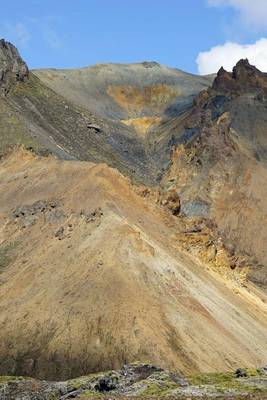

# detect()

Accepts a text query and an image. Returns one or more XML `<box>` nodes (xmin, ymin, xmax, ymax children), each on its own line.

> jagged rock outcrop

<box><xmin>163</xmin><ymin>59</ymin><xmax>267</xmax><ymax>290</ymax></box>
<box><xmin>212</xmin><ymin>59</ymin><xmax>267</xmax><ymax>93</ymax></box>
<box><xmin>0</xmin><ymin>39</ymin><xmax>28</xmax><ymax>94</ymax></box>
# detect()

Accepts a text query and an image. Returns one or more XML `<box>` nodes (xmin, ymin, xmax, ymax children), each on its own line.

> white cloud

<box><xmin>28</xmin><ymin>16</ymin><xmax>64</xmax><ymax>50</ymax></box>
<box><xmin>1</xmin><ymin>22</ymin><xmax>31</xmax><ymax>48</ymax></box>
<box><xmin>208</xmin><ymin>0</ymin><xmax>267</xmax><ymax>30</ymax></box>
<box><xmin>42</xmin><ymin>28</ymin><xmax>63</xmax><ymax>50</ymax></box>
<box><xmin>197</xmin><ymin>38</ymin><xmax>267</xmax><ymax>74</ymax></box>
<box><xmin>0</xmin><ymin>17</ymin><xmax>63</xmax><ymax>51</ymax></box>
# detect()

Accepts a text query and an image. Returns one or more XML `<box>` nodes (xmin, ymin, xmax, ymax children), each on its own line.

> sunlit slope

<box><xmin>0</xmin><ymin>149</ymin><xmax>266</xmax><ymax>380</ymax></box>
<box><xmin>33</xmin><ymin>62</ymin><xmax>213</xmax><ymax>121</ymax></box>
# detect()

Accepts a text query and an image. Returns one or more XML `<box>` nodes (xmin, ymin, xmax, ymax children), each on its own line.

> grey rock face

<box><xmin>0</xmin><ymin>39</ymin><xmax>28</xmax><ymax>94</ymax></box>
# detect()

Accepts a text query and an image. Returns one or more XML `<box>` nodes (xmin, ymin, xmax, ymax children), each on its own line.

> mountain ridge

<box><xmin>0</xmin><ymin>39</ymin><xmax>266</xmax><ymax>383</ymax></box>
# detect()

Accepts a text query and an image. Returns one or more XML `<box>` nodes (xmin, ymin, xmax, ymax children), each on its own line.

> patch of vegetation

<box><xmin>188</xmin><ymin>371</ymin><xmax>235</xmax><ymax>386</ymax></box>
<box><xmin>0</xmin><ymin>242</ymin><xmax>16</xmax><ymax>272</ymax></box>
<box><xmin>188</xmin><ymin>370</ymin><xmax>267</xmax><ymax>396</ymax></box>
<box><xmin>0</xmin><ymin>376</ymin><xmax>29</xmax><ymax>384</ymax></box>
<box><xmin>188</xmin><ymin>369</ymin><xmax>263</xmax><ymax>386</ymax></box>
<box><xmin>133</xmin><ymin>378</ymin><xmax>178</xmax><ymax>397</ymax></box>
<box><xmin>66</xmin><ymin>371</ymin><xmax>115</xmax><ymax>391</ymax></box>
<box><xmin>47</xmin><ymin>394</ymin><xmax>58</xmax><ymax>400</ymax></box>
<box><xmin>76</xmin><ymin>389</ymin><xmax>103</xmax><ymax>399</ymax></box>
<box><xmin>0</xmin><ymin>100</ymin><xmax>40</xmax><ymax>157</ymax></box>
<box><xmin>245</xmin><ymin>368</ymin><xmax>263</xmax><ymax>377</ymax></box>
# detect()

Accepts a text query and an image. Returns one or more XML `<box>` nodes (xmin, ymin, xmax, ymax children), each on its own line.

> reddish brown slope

<box><xmin>0</xmin><ymin>149</ymin><xmax>266</xmax><ymax>380</ymax></box>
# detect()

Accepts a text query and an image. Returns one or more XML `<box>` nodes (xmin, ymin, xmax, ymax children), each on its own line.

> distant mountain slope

<box><xmin>1</xmin><ymin>40</ymin><xmax>212</xmax><ymax>184</ymax></box>
<box><xmin>33</xmin><ymin>63</ymin><xmax>213</xmax><ymax>120</ymax></box>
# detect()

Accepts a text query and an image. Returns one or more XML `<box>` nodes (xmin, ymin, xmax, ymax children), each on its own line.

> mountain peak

<box><xmin>212</xmin><ymin>58</ymin><xmax>267</xmax><ymax>93</ymax></box>
<box><xmin>0</xmin><ymin>38</ymin><xmax>28</xmax><ymax>94</ymax></box>
<box><xmin>233</xmin><ymin>58</ymin><xmax>262</xmax><ymax>80</ymax></box>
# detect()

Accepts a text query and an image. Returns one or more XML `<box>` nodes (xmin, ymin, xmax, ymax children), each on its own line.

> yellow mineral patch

<box><xmin>107</xmin><ymin>84</ymin><xmax>180</xmax><ymax>116</ymax></box>
<box><xmin>121</xmin><ymin>116</ymin><xmax>161</xmax><ymax>136</ymax></box>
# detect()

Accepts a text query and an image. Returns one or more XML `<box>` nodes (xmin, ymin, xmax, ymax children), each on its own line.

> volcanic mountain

<box><xmin>0</xmin><ymin>39</ymin><xmax>266</xmax><ymax>381</ymax></box>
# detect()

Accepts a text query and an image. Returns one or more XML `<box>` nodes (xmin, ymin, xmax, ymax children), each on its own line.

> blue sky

<box><xmin>1</xmin><ymin>0</ymin><xmax>267</xmax><ymax>73</ymax></box>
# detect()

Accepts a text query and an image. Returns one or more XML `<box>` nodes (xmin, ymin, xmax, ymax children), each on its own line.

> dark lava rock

<box><xmin>235</xmin><ymin>368</ymin><xmax>248</xmax><ymax>378</ymax></box>
<box><xmin>87</xmin><ymin>123</ymin><xmax>101</xmax><ymax>132</ymax></box>
<box><xmin>13</xmin><ymin>200</ymin><xmax>61</xmax><ymax>220</ymax></box>
<box><xmin>83</xmin><ymin>207</ymin><xmax>103</xmax><ymax>223</ymax></box>
<box><xmin>161</xmin><ymin>190</ymin><xmax>180</xmax><ymax>216</ymax></box>
<box><xmin>142</xmin><ymin>61</ymin><xmax>160</xmax><ymax>68</ymax></box>
<box><xmin>0</xmin><ymin>39</ymin><xmax>28</xmax><ymax>94</ymax></box>
<box><xmin>95</xmin><ymin>376</ymin><xmax>118</xmax><ymax>392</ymax></box>
<box><xmin>122</xmin><ymin>363</ymin><xmax>163</xmax><ymax>381</ymax></box>
<box><xmin>55</xmin><ymin>226</ymin><xmax>65</xmax><ymax>240</ymax></box>
<box><xmin>212</xmin><ymin>59</ymin><xmax>267</xmax><ymax>94</ymax></box>
<box><xmin>13</xmin><ymin>200</ymin><xmax>65</xmax><ymax>228</ymax></box>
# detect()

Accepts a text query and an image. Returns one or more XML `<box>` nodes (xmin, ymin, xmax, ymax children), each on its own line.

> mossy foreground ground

<box><xmin>1</xmin><ymin>364</ymin><xmax>267</xmax><ymax>399</ymax></box>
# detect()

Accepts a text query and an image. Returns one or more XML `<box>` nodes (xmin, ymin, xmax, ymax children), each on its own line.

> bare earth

<box><xmin>0</xmin><ymin>149</ymin><xmax>266</xmax><ymax>381</ymax></box>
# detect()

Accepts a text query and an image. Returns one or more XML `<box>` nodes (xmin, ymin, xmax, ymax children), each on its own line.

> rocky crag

<box><xmin>0</xmin><ymin>39</ymin><xmax>28</xmax><ymax>95</ymax></box>
<box><xmin>161</xmin><ymin>58</ymin><xmax>267</xmax><ymax>289</ymax></box>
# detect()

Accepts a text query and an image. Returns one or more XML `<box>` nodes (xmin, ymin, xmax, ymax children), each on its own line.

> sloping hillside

<box><xmin>1</xmin><ymin>40</ymin><xmax>212</xmax><ymax>185</ymax></box>
<box><xmin>161</xmin><ymin>60</ymin><xmax>267</xmax><ymax>289</ymax></box>
<box><xmin>33</xmin><ymin>62</ymin><xmax>212</xmax><ymax>120</ymax></box>
<box><xmin>0</xmin><ymin>149</ymin><xmax>266</xmax><ymax>380</ymax></box>
<box><xmin>0</xmin><ymin>39</ymin><xmax>267</xmax><ymax>384</ymax></box>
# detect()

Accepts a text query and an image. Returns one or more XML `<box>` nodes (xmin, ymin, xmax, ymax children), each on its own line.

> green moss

<box><xmin>139</xmin><ymin>381</ymin><xmax>164</xmax><ymax>396</ymax></box>
<box><xmin>0</xmin><ymin>102</ymin><xmax>39</xmax><ymax>156</ymax></box>
<box><xmin>66</xmin><ymin>370</ymin><xmax>118</xmax><ymax>391</ymax></box>
<box><xmin>189</xmin><ymin>369</ymin><xmax>263</xmax><ymax>386</ymax></box>
<box><xmin>11</xmin><ymin>74</ymin><xmax>47</xmax><ymax>97</ymax></box>
<box><xmin>188</xmin><ymin>371</ymin><xmax>267</xmax><ymax>396</ymax></box>
<box><xmin>76</xmin><ymin>389</ymin><xmax>103</xmax><ymax>399</ymax></box>
<box><xmin>188</xmin><ymin>371</ymin><xmax>235</xmax><ymax>386</ymax></box>
<box><xmin>0</xmin><ymin>242</ymin><xmax>16</xmax><ymax>272</ymax></box>
<box><xmin>245</xmin><ymin>368</ymin><xmax>263</xmax><ymax>377</ymax></box>
<box><xmin>213</xmin><ymin>381</ymin><xmax>267</xmax><ymax>396</ymax></box>
<box><xmin>136</xmin><ymin>379</ymin><xmax>178</xmax><ymax>397</ymax></box>
<box><xmin>0</xmin><ymin>376</ymin><xmax>27</xmax><ymax>383</ymax></box>
<box><xmin>47</xmin><ymin>393</ymin><xmax>58</xmax><ymax>400</ymax></box>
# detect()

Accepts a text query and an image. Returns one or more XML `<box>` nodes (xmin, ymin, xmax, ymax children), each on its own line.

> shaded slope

<box><xmin>8</xmin><ymin>73</ymin><xmax>154</xmax><ymax>183</ymax></box>
<box><xmin>0</xmin><ymin>40</ymin><xmax>157</xmax><ymax>183</ymax></box>
<box><xmin>33</xmin><ymin>61</ymin><xmax>213</xmax><ymax>180</ymax></box>
<box><xmin>161</xmin><ymin>60</ymin><xmax>267</xmax><ymax>289</ymax></box>
<box><xmin>33</xmin><ymin>62</ymin><xmax>213</xmax><ymax>120</ymax></box>
<box><xmin>1</xmin><ymin>40</ymin><xmax>213</xmax><ymax>184</ymax></box>
<box><xmin>0</xmin><ymin>149</ymin><xmax>266</xmax><ymax>380</ymax></box>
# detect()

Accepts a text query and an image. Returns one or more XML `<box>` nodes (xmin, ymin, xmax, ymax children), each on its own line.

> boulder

<box><xmin>161</xmin><ymin>190</ymin><xmax>180</xmax><ymax>215</ymax></box>
<box><xmin>235</xmin><ymin>368</ymin><xmax>247</xmax><ymax>378</ymax></box>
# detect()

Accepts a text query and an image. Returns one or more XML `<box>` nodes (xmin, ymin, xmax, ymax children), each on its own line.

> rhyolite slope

<box><xmin>0</xmin><ymin>149</ymin><xmax>266</xmax><ymax>380</ymax></box>
<box><xmin>0</xmin><ymin>40</ymin><xmax>267</xmax><ymax>381</ymax></box>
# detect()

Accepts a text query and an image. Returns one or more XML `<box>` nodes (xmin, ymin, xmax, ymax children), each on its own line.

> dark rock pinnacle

<box><xmin>0</xmin><ymin>38</ymin><xmax>29</xmax><ymax>95</ymax></box>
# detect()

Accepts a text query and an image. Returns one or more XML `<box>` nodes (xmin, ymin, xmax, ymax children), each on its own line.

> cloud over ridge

<box><xmin>197</xmin><ymin>38</ymin><xmax>267</xmax><ymax>74</ymax></box>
